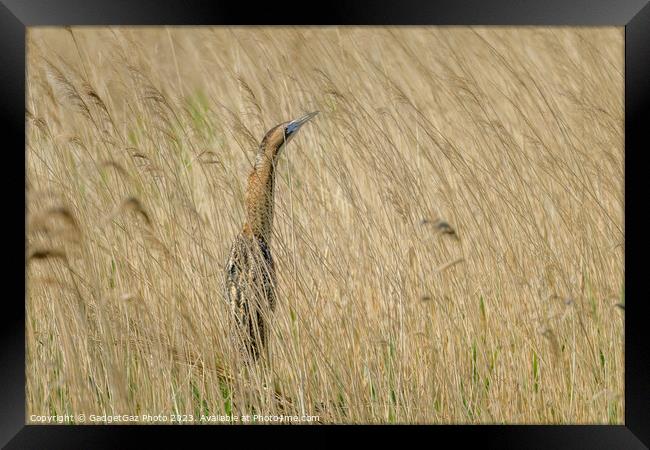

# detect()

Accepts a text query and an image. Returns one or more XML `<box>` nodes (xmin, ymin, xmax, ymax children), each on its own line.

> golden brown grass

<box><xmin>26</xmin><ymin>26</ymin><xmax>624</xmax><ymax>424</ymax></box>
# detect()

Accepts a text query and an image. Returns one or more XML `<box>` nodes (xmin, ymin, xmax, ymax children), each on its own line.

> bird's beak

<box><xmin>286</xmin><ymin>111</ymin><xmax>319</xmax><ymax>136</ymax></box>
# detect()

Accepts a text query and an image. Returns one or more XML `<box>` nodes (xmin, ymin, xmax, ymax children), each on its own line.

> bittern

<box><xmin>225</xmin><ymin>111</ymin><xmax>319</xmax><ymax>362</ymax></box>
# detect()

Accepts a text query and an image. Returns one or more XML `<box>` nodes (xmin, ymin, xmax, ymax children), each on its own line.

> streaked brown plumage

<box><xmin>225</xmin><ymin>112</ymin><xmax>318</xmax><ymax>362</ymax></box>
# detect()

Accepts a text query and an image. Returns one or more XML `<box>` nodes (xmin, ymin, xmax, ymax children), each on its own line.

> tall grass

<box><xmin>26</xmin><ymin>26</ymin><xmax>624</xmax><ymax>424</ymax></box>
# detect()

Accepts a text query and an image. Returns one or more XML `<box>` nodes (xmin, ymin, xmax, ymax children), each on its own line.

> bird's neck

<box><xmin>244</xmin><ymin>151</ymin><xmax>277</xmax><ymax>242</ymax></box>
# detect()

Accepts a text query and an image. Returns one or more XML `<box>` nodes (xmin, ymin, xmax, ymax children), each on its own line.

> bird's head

<box><xmin>258</xmin><ymin>111</ymin><xmax>319</xmax><ymax>162</ymax></box>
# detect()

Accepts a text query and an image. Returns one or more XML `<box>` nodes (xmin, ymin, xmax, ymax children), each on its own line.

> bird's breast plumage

<box><xmin>225</xmin><ymin>232</ymin><xmax>276</xmax><ymax>360</ymax></box>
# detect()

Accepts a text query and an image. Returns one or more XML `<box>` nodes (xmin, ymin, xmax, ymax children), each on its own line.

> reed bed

<box><xmin>26</xmin><ymin>26</ymin><xmax>624</xmax><ymax>424</ymax></box>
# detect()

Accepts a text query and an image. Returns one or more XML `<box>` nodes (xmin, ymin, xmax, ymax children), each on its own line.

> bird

<box><xmin>225</xmin><ymin>111</ymin><xmax>319</xmax><ymax>363</ymax></box>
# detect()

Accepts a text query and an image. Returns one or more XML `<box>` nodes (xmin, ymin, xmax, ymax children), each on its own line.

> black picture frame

<box><xmin>2</xmin><ymin>1</ymin><xmax>648</xmax><ymax>447</ymax></box>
